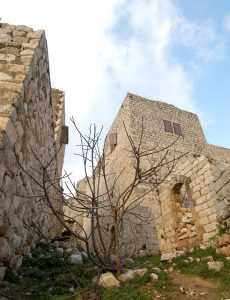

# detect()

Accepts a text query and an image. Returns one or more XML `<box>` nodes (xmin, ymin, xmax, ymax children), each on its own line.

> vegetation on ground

<box><xmin>3</xmin><ymin>243</ymin><xmax>230</xmax><ymax>299</ymax></box>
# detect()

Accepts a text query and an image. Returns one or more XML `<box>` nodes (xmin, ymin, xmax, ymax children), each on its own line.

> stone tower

<box><xmin>78</xmin><ymin>93</ymin><xmax>230</xmax><ymax>256</ymax></box>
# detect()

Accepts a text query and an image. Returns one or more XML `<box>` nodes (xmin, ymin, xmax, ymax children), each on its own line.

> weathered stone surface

<box><xmin>27</xmin><ymin>30</ymin><xmax>44</xmax><ymax>39</ymax></box>
<box><xmin>0</xmin><ymin>53</ymin><xmax>15</xmax><ymax>62</ymax></box>
<box><xmin>0</xmin><ymin>34</ymin><xmax>11</xmax><ymax>43</ymax></box>
<box><xmin>98</xmin><ymin>272</ymin><xmax>120</xmax><ymax>288</ymax></box>
<box><xmin>0</xmin><ymin>237</ymin><xmax>12</xmax><ymax>262</ymax></box>
<box><xmin>0</xmin><ymin>24</ymin><xmax>66</xmax><ymax>271</ymax></box>
<box><xmin>0</xmin><ymin>72</ymin><xmax>13</xmax><ymax>81</ymax></box>
<box><xmin>16</xmin><ymin>25</ymin><xmax>33</xmax><ymax>32</ymax></box>
<box><xmin>207</xmin><ymin>261</ymin><xmax>224</xmax><ymax>271</ymax></box>
<box><xmin>139</xmin><ymin>250</ymin><xmax>149</xmax><ymax>257</ymax></box>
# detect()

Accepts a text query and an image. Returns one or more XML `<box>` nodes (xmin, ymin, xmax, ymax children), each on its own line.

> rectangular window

<box><xmin>109</xmin><ymin>132</ymin><xmax>117</xmax><ymax>151</ymax></box>
<box><xmin>173</xmin><ymin>122</ymin><xmax>182</xmax><ymax>136</ymax></box>
<box><xmin>163</xmin><ymin>120</ymin><xmax>173</xmax><ymax>133</ymax></box>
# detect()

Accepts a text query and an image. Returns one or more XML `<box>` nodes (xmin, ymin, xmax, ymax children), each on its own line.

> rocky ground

<box><xmin>0</xmin><ymin>243</ymin><xmax>230</xmax><ymax>300</ymax></box>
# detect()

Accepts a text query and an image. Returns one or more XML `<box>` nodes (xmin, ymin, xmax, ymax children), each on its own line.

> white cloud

<box><xmin>1</xmin><ymin>0</ymin><xmax>227</xmax><ymax>182</ymax></box>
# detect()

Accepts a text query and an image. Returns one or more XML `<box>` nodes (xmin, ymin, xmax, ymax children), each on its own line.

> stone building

<box><xmin>78</xmin><ymin>93</ymin><xmax>230</xmax><ymax>257</ymax></box>
<box><xmin>0</xmin><ymin>23</ymin><xmax>67</xmax><ymax>275</ymax></box>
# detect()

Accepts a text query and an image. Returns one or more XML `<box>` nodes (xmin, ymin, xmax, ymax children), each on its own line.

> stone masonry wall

<box><xmin>78</xmin><ymin>92</ymin><xmax>230</xmax><ymax>257</ymax></box>
<box><xmin>0</xmin><ymin>23</ymin><xmax>66</xmax><ymax>273</ymax></box>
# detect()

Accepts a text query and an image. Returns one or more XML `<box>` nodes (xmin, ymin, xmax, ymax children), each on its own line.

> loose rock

<box><xmin>117</xmin><ymin>268</ymin><xmax>148</xmax><ymax>282</ymax></box>
<box><xmin>150</xmin><ymin>273</ymin><xmax>159</xmax><ymax>280</ymax></box>
<box><xmin>98</xmin><ymin>272</ymin><xmax>120</xmax><ymax>288</ymax></box>
<box><xmin>207</xmin><ymin>261</ymin><xmax>224</xmax><ymax>271</ymax></box>
<box><xmin>69</xmin><ymin>254</ymin><xmax>83</xmax><ymax>264</ymax></box>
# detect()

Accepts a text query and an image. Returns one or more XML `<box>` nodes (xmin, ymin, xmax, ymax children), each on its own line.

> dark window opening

<box><xmin>60</xmin><ymin>125</ymin><xmax>69</xmax><ymax>144</ymax></box>
<box><xmin>109</xmin><ymin>132</ymin><xmax>117</xmax><ymax>152</ymax></box>
<box><xmin>163</xmin><ymin>120</ymin><xmax>182</xmax><ymax>136</ymax></box>
<box><xmin>163</xmin><ymin>120</ymin><xmax>173</xmax><ymax>133</ymax></box>
<box><xmin>173</xmin><ymin>122</ymin><xmax>182</xmax><ymax>136</ymax></box>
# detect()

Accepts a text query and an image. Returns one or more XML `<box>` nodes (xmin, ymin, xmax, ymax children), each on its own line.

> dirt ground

<box><xmin>156</xmin><ymin>271</ymin><xmax>223</xmax><ymax>300</ymax></box>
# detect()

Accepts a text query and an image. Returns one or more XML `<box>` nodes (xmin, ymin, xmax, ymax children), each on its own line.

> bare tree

<box><xmin>15</xmin><ymin>118</ymin><xmax>185</xmax><ymax>273</ymax></box>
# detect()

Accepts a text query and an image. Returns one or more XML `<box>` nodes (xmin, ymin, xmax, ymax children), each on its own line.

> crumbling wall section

<box><xmin>158</xmin><ymin>155</ymin><xmax>230</xmax><ymax>254</ymax></box>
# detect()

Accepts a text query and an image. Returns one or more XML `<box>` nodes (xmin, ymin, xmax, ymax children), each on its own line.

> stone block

<box><xmin>204</xmin><ymin>224</ymin><xmax>214</xmax><ymax>233</ymax></box>
<box><xmin>16</xmin><ymin>25</ymin><xmax>33</xmax><ymax>32</ymax></box>
<box><xmin>0</xmin><ymin>33</ymin><xmax>11</xmax><ymax>43</ymax></box>
<box><xmin>0</xmin><ymin>72</ymin><xmax>13</xmax><ymax>81</ymax></box>
<box><xmin>199</xmin><ymin>216</ymin><xmax>209</xmax><ymax>225</ymax></box>
<box><xmin>27</xmin><ymin>30</ymin><xmax>44</xmax><ymax>39</ymax></box>
<box><xmin>0</xmin><ymin>53</ymin><xmax>15</xmax><ymax>62</ymax></box>
<box><xmin>99</xmin><ymin>272</ymin><xmax>120</xmax><ymax>287</ymax></box>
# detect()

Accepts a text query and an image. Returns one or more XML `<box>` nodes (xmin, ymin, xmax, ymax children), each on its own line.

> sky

<box><xmin>1</xmin><ymin>0</ymin><xmax>230</xmax><ymax>182</ymax></box>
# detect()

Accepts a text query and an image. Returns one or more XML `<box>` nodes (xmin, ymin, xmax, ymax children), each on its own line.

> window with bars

<box><xmin>163</xmin><ymin>120</ymin><xmax>182</xmax><ymax>136</ymax></box>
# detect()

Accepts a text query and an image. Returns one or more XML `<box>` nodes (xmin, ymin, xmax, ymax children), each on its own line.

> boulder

<box><xmin>131</xmin><ymin>268</ymin><xmax>148</xmax><ymax>277</ymax></box>
<box><xmin>98</xmin><ymin>272</ymin><xmax>120</xmax><ymax>288</ymax></box>
<box><xmin>69</xmin><ymin>254</ymin><xmax>83</xmax><ymax>264</ymax></box>
<box><xmin>117</xmin><ymin>270</ymin><xmax>134</xmax><ymax>282</ymax></box>
<box><xmin>150</xmin><ymin>273</ymin><xmax>158</xmax><ymax>280</ymax></box>
<box><xmin>207</xmin><ymin>261</ymin><xmax>224</xmax><ymax>272</ymax></box>
<box><xmin>117</xmin><ymin>268</ymin><xmax>147</xmax><ymax>282</ymax></box>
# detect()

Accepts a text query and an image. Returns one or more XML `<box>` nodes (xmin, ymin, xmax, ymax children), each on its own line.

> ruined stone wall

<box><xmin>0</xmin><ymin>23</ymin><xmax>66</xmax><ymax>272</ymax></box>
